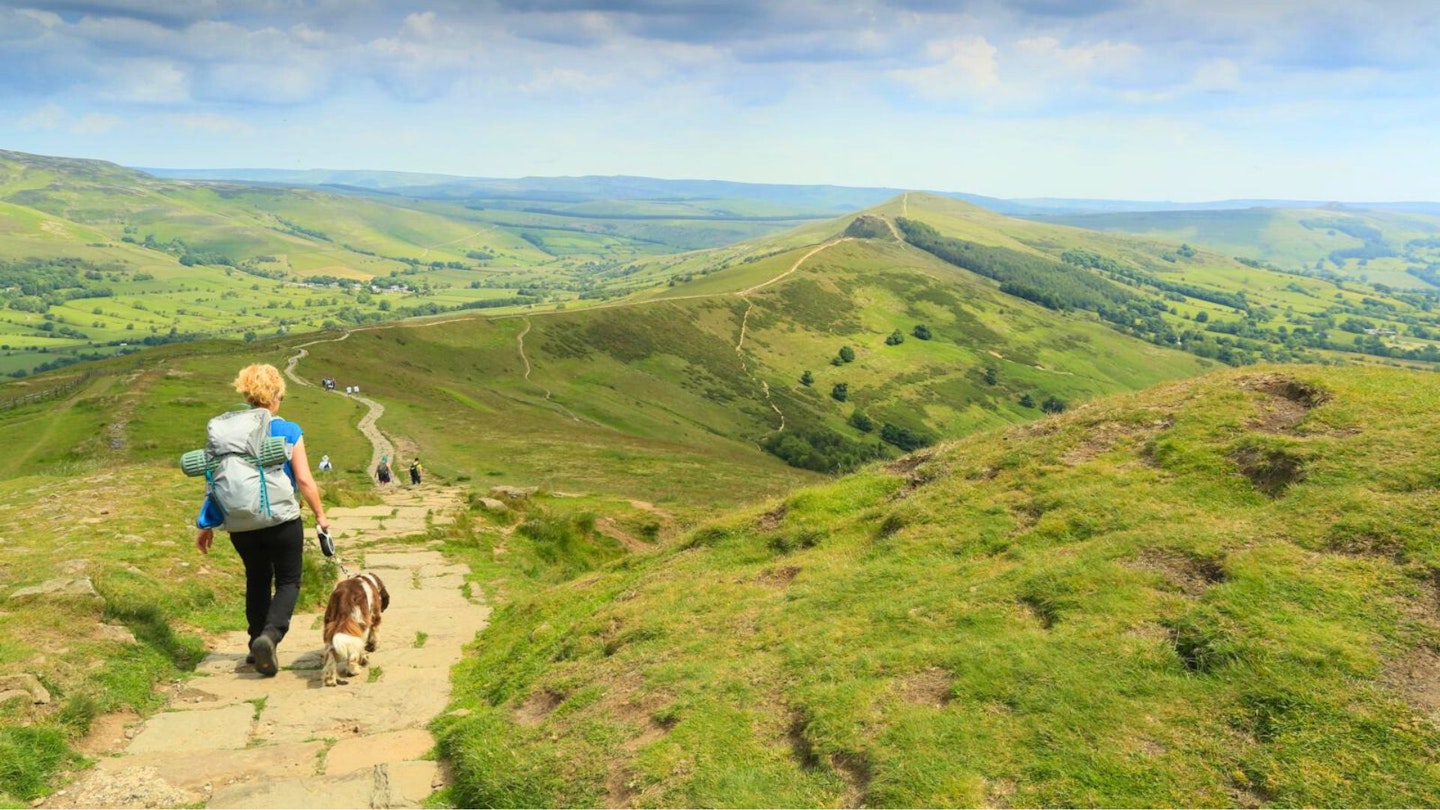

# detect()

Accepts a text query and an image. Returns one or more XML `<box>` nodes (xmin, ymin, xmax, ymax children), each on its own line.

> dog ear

<box><xmin>379</xmin><ymin>585</ymin><xmax>390</xmax><ymax>612</ymax></box>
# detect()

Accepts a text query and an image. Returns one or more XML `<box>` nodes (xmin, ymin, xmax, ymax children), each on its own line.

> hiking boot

<box><xmin>250</xmin><ymin>634</ymin><xmax>278</xmax><ymax>677</ymax></box>
<box><xmin>245</xmin><ymin>654</ymin><xmax>256</xmax><ymax>665</ymax></box>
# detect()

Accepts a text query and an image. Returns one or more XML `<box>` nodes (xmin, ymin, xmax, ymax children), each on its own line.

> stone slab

<box><xmin>326</xmin><ymin>728</ymin><xmax>436</xmax><ymax>776</ymax></box>
<box><xmin>125</xmin><ymin>702</ymin><xmax>255</xmax><ymax>754</ymax></box>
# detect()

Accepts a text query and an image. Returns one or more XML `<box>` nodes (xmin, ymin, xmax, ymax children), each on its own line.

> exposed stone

<box><xmin>9</xmin><ymin>576</ymin><xmax>103</xmax><ymax>605</ymax></box>
<box><xmin>477</xmin><ymin>497</ymin><xmax>506</xmax><ymax>511</ymax></box>
<box><xmin>0</xmin><ymin>673</ymin><xmax>51</xmax><ymax>704</ymax></box>
<box><xmin>488</xmin><ymin>485</ymin><xmax>537</xmax><ymax>501</ymax></box>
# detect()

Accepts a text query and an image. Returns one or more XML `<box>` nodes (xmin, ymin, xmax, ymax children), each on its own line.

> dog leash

<box><xmin>318</xmin><ymin>527</ymin><xmax>352</xmax><ymax>578</ymax></box>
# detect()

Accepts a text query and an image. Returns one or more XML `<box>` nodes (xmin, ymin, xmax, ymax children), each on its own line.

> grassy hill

<box><xmin>435</xmin><ymin>363</ymin><xmax>1440</xmax><ymax>807</ymax></box>
<box><xmin>1028</xmin><ymin>207</ymin><xmax>1440</xmax><ymax>291</ymax></box>
<box><xmin>6</xmin><ymin>182</ymin><xmax>1440</xmax><ymax>805</ymax></box>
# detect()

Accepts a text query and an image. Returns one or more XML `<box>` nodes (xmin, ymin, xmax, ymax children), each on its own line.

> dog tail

<box><xmin>321</xmin><ymin>646</ymin><xmax>338</xmax><ymax>686</ymax></box>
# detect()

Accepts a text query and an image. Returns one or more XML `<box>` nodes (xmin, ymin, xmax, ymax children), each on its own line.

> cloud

<box><xmin>521</xmin><ymin>67</ymin><xmax>612</xmax><ymax>94</ymax></box>
<box><xmin>97</xmin><ymin>58</ymin><xmax>190</xmax><ymax>103</ymax></box>
<box><xmin>16</xmin><ymin>102</ymin><xmax>123</xmax><ymax>134</ymax></box>
<box><xmin>166</xmin><ymin>111</ymin><xmax>256</xmax><ymax>134</ymax></box>
<box><xmin>203</xmin><ymin>60</ymin><xmax>331</xmax><ymax>104</ymax></box>
<box><xmin>71</xmin><ymin>112</ymin><xmax>121</xmax><ymax>134</ymax></box>
<box><xmin>1014</xmin><ymin>36</ymin><xmax>1142</xmax><ymax>78</ymax></box>
<box><xmin>890</xmin><ymin>35</ymin><xmax>1000</xmax><ymax>102</ymax></box>
<box><xmin>17</xmin><ymin>102</ymin><xmax>68</xmax><ymax>129</ymax></box>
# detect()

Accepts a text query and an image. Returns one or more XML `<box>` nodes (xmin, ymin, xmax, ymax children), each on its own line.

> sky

<box><xmin>1</xmin><ymin>0</ymin><xmax>1437</xmax><ymax>201</ymax></box>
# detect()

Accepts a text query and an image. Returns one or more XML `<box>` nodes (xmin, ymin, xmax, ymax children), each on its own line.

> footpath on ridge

<box><xmin>46</xmin><ymin>349</ymin><xmax>487</xmax><ymax>809</ymax></box>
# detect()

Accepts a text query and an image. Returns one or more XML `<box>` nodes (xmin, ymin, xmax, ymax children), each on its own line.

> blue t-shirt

<box><xmin>270</xmin><ymin>416</ymin><xmax>303</xmax><ymax>485</ymax></box>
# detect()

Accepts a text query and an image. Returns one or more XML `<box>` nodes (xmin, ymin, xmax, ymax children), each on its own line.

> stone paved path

<box><xmin>48</xmin><ymin>484</ymin><xmax>486</xmax><ymax>809</ymax></box>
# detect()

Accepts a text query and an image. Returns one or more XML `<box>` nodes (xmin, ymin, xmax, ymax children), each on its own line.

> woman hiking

<box><xmin>195</xmin><ymin>363</ymin><xmax>330</xmax><ymax>677</ymax></box>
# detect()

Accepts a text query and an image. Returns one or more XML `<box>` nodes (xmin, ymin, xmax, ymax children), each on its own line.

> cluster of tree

<box><xmin>830</xmin><ymin>345</ymin><xmax>855</xmax><ymax>366</ymax></box>
<box><xmin>762</xmin><ymin>426</ymin><xmax>887</xmax><ymax>473</ymax></box>
<box><xmin>1299</xmin><ymin>216</ymin><xmax>1396</xmax><ymax>267</ymax></box>
<box><xmin>1062</xmin><ymin>249</ymin><xmax>1249</xmax><ymax>311</ymax></box>
<box><xmin>0</xmin><ymin>258</ymin><xmax>118</xmax><ymax>314</ymax></box>
<box><xmin>898</xmin><ymin>218</ymin><xmax>1137</xmax><ymax>317</ymax></box>
<box><xmin>274</xmin><ymin>216</ymin><xmax>332</xmax><ymax>242</ymax></box>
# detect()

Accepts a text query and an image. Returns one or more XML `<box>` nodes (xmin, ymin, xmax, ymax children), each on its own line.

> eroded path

<box><xmin>48</xmin><ymin>346</ymin><xmax>483</xmax><ymax>808</ymax></box>
<box><xmin>734</xmin><ymin>238</ymin><xmax>850</xmax><ymax>435</ymax></box>
<box><xmin>51</xmin><ymin>484</ymin><xmax>481</xmax><ymax>809</ymax></box>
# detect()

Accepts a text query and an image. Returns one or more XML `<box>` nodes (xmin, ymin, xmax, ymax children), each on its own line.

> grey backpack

<box><xmin>201</xmin><ymin>408</ymin><xmax>300</xmax><ymax>532</ymax></box>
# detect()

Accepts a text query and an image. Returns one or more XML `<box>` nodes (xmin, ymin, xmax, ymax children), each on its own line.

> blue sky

<box><xmin>1</xmin><ymin>0</ymin><xmax>1437</xmax><ymax>201</ymax></box>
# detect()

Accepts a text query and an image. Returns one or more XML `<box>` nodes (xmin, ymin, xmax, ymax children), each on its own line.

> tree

<box><xmin>1041</xmin><ymin>395</ymin><xmax>1068</xmax><ymax>414</ymax></box>
<box><xmin>848</xmin><ymin>408</ymin><xmax>873</xmax><ymax>432</ymax></box>
<box><xmin>983</xmin><ymin>365</ymin><xmax>998</xmax><ymax>385</ymax></box>
<box><xmin>800</xmin><ymin>369</ymin><xmax>814</xmax><ymax>387</ymax></box>
<box><xmin>885</xmin><ymin>329</ymin><xmax>905</xmax><ymax>345</ymax></box>
<box><xmin>1177</xmin><ymin>243</ymin><xmax>1196</xmax><ymax>258</ymax></box>
<box><xmin>1018</xmin><ymin>393</ymin><xmax>1035</xmax><ymax>408</ymax></box>
<box><xmin>1195</xmin><ymin>311</ymin><xmax>1209</xmax><ymax>323</ymax></box>
<box><xmin>838</xmin><ymin>345</ymin><xmax>855</xmax><ymax>363</ymax></box>
<box><xmin>831</xmin><ymin>382</ymin><xmax>849</xmax><ymax>402</ymax></box>
<box><xmin>243</xmin><ymin>330</ymin><xmax>257</xmax><ymax>342</ymax></box>
<box><xmin>912</xmin><ymin>324</ymin><xmax>932</xmax><ymax>340</ymax></box>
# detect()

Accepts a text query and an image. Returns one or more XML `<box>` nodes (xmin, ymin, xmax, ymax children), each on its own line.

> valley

<box><xmin>4</xmin><ymin>148</ymin><xmax>1440</xmax><ymax>807</ymax></box>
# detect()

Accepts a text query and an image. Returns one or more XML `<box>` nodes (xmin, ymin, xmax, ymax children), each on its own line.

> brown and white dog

<box><xmin>321</xmin><ymin>572</ymin><xmax>389</xmax><ymax>687</ymax></box>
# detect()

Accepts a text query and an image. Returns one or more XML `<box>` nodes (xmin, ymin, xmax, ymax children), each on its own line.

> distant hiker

<box><xmin>376</xmin><ymin>456</ymin><xmax>391</xmax><ymax>485</ymax></box>
<box><xmin>353</xmin><ymin>385</ymin><xmax>360</xmax><ymax>395</ymax></box>
<box><xmin>193</xmin><ymin>363</ymin><xmax>330</xmax><ymax>678</ymax></box>
<box><xmin>318</xmin><ymin>454</ymin><xmax>332</xmax><ymax>473</ymax></box>
<box><xmin>409</xmin><ymin>459</ymin><xmax>423</xmax><ymax>486</ymax></box>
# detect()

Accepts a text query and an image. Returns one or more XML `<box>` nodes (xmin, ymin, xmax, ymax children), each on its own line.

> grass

<box><xmin>432</xmin><ymin>363</ymin><xmax>1440</xmax><ymax>807</ymax></box>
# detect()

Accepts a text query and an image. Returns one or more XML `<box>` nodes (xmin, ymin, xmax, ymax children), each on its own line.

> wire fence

<box><xmin>0</xmin><ymin>372</ymin><xmax>92</xmax><ymax>411</ymax></box>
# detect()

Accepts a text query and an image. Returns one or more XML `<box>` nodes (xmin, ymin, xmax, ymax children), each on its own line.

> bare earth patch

<box><xmin>756</xmin><ymin>565</ymin><xmax>800</xmax><ymax>586</ymax></box>
<box><xmin>1122</xmin><ymin>549</ymin><xmax>1227</xmax><ymax>598</ymax></box>
<box><xmin>514</xmin><ymin>688</ymin><xmax>566</xmax><ymax>727</ymax></box>
<box><xmin>1239</xmin><ymin>373</ymin><xmax>1332</xmax><ymax>434</ymax></box>
<box><xmin>895</xmin><ymin>666</ymin><xmax>953</xmax><ymax>708</ymax></box>
<box><xmin>1383</xmin><ymin>646</ymin><xmax>1440</xmax><ymax>719</ymax></box>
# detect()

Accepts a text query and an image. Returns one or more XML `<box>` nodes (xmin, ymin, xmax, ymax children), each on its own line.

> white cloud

<box><xmin>205</xmin><ymin>60</ymin><xmax>331</xmax><ymax>104</ymax></box>
<box><xmin>167</xmin><ymin>112</ymin><xmax>256</xmax><ymax>134</ymax></box>
<box><xmin>890</xmin><ymin>36</ymin><xmax>999</xmax><ymax>101</ymax></box>
<box><xmin>521</xmin><ymin>67</ymin><xmax>611</xmax><ymax>94</ymax></box>
<box><xmin>18</xmin><ymin>103</ymin><xmax>67</xmax><ymax>130</ymax></box>
<box><xmin>1191</xmin><ymin>58</ymin><xmax>1241</xmax><ymax>93</ymax></box>
<box><xmin>71</xmin><ymin>112</ymin><xmax>122</xmax><ymax>134</ymax></box>
<box><xmin>1015</xmin><ymin>36</ymin><xmax>1142</xmax><ymax>78</ymax></box>
<box><xmin>98</xmin><ymin>58</ymin><xmax>191</xmax><ymax>104</ymax></box>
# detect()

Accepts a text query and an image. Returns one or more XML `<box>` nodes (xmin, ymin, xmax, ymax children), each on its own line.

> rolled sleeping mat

<box><xmin>179</xmin><ymin>449</ymin><xmax>210</xmax><ymax>477</ymax></box>
<box><xmin>257</xmin><ymin>435</ymin><xmax>289</xmax><ymax>467</ymax></box>
<box><xmin>179</xmin><ymin>436</ymin><xmax>288</xmax><ymax>476</ymax></box>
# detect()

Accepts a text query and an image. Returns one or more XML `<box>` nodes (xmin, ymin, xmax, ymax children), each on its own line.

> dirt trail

<box><xmin>733</xmin><ymin>238</ymin><xmax>849</xmax><ymax>436</ymax></box>
<box><xmin>47</xmin><ymin>352</ymin><xmax>483</xmax><ymax>809</ymax></box>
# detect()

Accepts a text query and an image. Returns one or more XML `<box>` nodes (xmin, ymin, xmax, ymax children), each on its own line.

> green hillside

<box><xmin>1028</xmin><ymin>207</ymin><xmax>1440</xmax><ymax>291</ymax></box>
<box><xmin>0</xmin><ymin>150</ymin><xmax>824</xmax><ymax>379</ymax></box>
<box><xmin>437</xmin><ymin>363</ymin><xmax>1440</xmax><ymax>807</ymax></box>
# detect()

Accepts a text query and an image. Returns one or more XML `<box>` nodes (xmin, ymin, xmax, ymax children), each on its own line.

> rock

<box><xmin>9</xmin><ymin>576</ymin><xmax>103</xmax><ymax>606</ymax></box>
<box><xmin>95</xmin><ymin>623</ymin><xmax>136</xmax><ymax>645</ymax></box>
<box><xmin>487</xmin><ymin>485</ymin><xmax>537</xmax><ymax>501</ymax></box>
<box><xmin>0</xmin><ymin>673</ymin><xmax>51</xmax><ymax>704</ymax></box>
<box><xmin>477</xmin><ymin>498</ymin><xmax>506</xmax><ymax>511</ymax></box>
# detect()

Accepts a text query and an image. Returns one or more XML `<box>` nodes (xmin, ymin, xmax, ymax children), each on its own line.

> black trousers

<box><xmin>229</xmin><ymin>518</ymin><xmax>304</xmax><ymax>645</ymax></box>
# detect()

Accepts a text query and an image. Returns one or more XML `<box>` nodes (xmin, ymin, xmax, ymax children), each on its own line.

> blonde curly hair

<box><xmin>234</xmin><ymin>363</ymin><xmax>286</xmax><ymax>409</ymax></box>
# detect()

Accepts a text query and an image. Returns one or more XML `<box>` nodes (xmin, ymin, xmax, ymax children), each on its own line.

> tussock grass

<box><xmin>437</xmin><ymin>365</ymin><xmax>1440</xmax><ymax>807</ymax></box>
